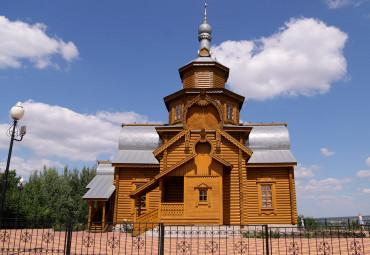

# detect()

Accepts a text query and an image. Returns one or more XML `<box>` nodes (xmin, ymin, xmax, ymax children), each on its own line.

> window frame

<box><xmin>131</xmin><ymin>181</ymin><xmax>150</xmax><ymax>215</ymax></box>
<box><xmin>199</xmin><ymin>189</ymin><xmax>208</xmax><ymax>201</ymax></box>
<box><xmin>226</xmin><ymin>104</ymin><xmax>234</xmax><ymax>121</ymax></box>
<box><xmin>174</xmin><ymin>104</ymin><xmax>183</xmax><ymax>121</ymax></box>
<box><xmin>194</xmin><ymin>184</ymin><xmax>212</xmax><ymax>207</ymax></box>
<box><xmin>256</xmin><ymin>179</ymin><xmax>276</xmax><ymax>215</ymax></box>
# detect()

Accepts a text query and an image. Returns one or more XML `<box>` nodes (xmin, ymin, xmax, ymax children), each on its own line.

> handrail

<box><xmin>136</xmin><ymin>209</ymin><xmax>159</xmax><ymax>223</ymax></box>
<box><xmin>160</xmin><ymin>203</ymin><xmax>184</xmax><ymax>217</ymax></box>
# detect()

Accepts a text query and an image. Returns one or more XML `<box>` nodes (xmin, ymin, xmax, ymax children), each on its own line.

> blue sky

<box><xmin>0</xmin><ymin>0</ymin><xmax>369</xmax><ymax>218</ymax></box>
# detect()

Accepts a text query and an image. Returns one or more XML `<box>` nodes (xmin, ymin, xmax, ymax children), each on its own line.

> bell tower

<box><xmin>164</xmin><ymin>4</ymin><xmax>245</xmax><ymax>126</ymax></box>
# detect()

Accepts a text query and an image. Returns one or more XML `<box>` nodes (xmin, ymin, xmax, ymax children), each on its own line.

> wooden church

<box><xmin>83</xmin><ymin>9</ymin><xmax>298</xmax><ymax>227</ymax></box>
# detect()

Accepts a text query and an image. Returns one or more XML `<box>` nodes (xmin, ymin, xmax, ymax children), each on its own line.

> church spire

<box><xmin>198</xmin><ymin>3</ymin><xmax>212</xmax><ymax>57</ymax></box>
<box><xmin>204</xmin><ymin>3</ymin><xmax>207</xmax><ymax>23</ymax></box>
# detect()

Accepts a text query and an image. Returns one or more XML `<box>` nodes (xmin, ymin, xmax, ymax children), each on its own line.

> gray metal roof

<box><xmin>83</xmin><ymin>163</ymin><xmax>115</xmax><ymax>200</ymax></box>
<box><xmin>246</xmin><ymin>126</ymin><xmax>290</xmax><ymax>150</ymax></box>
<box><xmin>119</xmin><ymin>126</ymin><xmax>161</xmax><ymax>150</ymax></box>
<box><xmin>114</xmin><ymin>125</ymin><xmax>295</xmax><ymax>164</ymax></box>
<box><xmin>188</xmin><ymin>56</ymin><xmax>220</xmax><ymax>64</ymax></box>
<box><xmin>248</xmin><ymin>150</ymin><xmax>297</xmax><ymax>164</ymax></box>
<box><xmin>111</xmin><ymin>150</ymin><xmax>159</xmax><ymax>164</ymax></box>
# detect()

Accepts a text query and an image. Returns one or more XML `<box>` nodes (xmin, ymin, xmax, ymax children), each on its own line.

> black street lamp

<box><xmin>0</xmin><ymin>102</ymin><xmax>26</xmax><ymax>218</ymax></box>
<box><xmin>16</xmin><ymin>177</ymin><xmax>24</xmax><ymax>221</ymax></box>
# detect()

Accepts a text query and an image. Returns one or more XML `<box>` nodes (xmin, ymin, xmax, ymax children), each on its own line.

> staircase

<box><xmin>88</xmin><ymin>222</ymin><xmax>111</xmax><ymax>233</ymax></box>
<box><xmin>132</xmin><ymin>209</ymin><xmax>159</xmax><ymax>236</ymax></box>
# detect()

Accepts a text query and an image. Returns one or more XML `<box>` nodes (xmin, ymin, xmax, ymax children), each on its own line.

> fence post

<box><xmin>347</xmin><ymin>218</ymin><xmax>350</xmax><ymax>230</ymax></box>
<box><xmin>264</xmin><ymin>225</ymin><xmax>269</xmax><ymax>255</ymax></box>
<box><xmin>64</xmin><ymin>220</ymin><xmax>73</xmax><ymax>255</ymax></box>
<box><xmin>159</xmin><ymin>223</ymin><xmax>165</xmax><ymax>255</ymax></box>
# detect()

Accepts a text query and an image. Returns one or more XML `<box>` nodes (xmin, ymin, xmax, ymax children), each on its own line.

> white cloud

<box><xmin>0</xmin><ymin>156</ymin><xmax>64</xmax><ymax>176</ymax></box>
<box><xmin>96</xmin><ymin>111</ymin><xmax>151</xmax><ymax>125</ymax></box>
<box><xmin>295</xmin><ymin>164</ymin><xmax>322</xmax><ymax>179</ymax></box>
<box><xmin>0</xmin><ymin>124</ymin><xmax>12</xmax><ymax>150</ymax></box>
<box><xmin>298</xmin><ymin>177</ymin><xmax>352</xmax><ymax>194</ymax></box>
<box><xmin>359</xmin><ymin>188</ymin><xmax>370</xmax><ymax>194</ymax></box>
<box><xmin>366</xmin><ymin>157</ymin><xmax>370</xmax><ymax>166</ymax></box>
<box><xmin>320</xmin><ymin>148</ymin><xmax>335</xmax><ymax>156</ymax></box>
<box><xmin>0</xmin><ymin>16</ymin><xmax>78</xmax><ymax>69</ymax></box>
<box><xmin>0</xmin><ymin>100</ymin><xmax>151</xmax><ymax>162</ymax></box>
<box><xmin>356</xmin><ymin>170</ymin><xmax>370</xmax><ymax>178</ymax></box>
<box><xmin>323</xmin><ymin>0</ymin><xmax>364</xmax><ymax>8</ymax></box>
<box><xmin>211</xmin><ymin>18</ymin><xmax>348</xmax><ymax>100</ymax></box>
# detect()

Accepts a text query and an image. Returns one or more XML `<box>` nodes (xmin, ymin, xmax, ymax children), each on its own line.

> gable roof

<box><xmin>153</xmin><ymin>129</ymin><xmax>187</xmax><ymax>157</ymax></box>
<box><xmin>220</xmin><ymin>130</ymin><xmax>253</xmax><ymax>156</ymax></box>
<box><xmin>130</xmin><ymin>152</ymin><xmax>233</xmax><ymax>198</ymax></box>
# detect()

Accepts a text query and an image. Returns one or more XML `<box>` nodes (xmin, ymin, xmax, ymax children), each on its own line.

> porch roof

<box><xmin>248</xmin><ymin>150</ymin><xmax>297</xmax><ymax>164</ymax></box>
<box><xmin>83</xmin><ymin>163</ymin><xmax>115</xmax><ymax>201</ymax></box>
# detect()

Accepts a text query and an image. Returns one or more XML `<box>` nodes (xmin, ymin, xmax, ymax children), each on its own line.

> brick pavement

<box><xmin>0</xmin><ymin>228</ymin><xmax>369</xmax><ymax>254</ymax></box>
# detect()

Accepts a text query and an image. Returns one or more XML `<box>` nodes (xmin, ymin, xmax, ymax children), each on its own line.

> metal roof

<box><xmin>248</xmin><ymin>150</ymin><xmax>297</xmax><ymax>164</ymax></box>
<box><xmin>115</xmin><ymin>125</ymin><xmax>295</xmax><ymax>164</ymax></box>
<box><xmin>111</xmin><ymin>150</ymin><xmax>159</xmax><ymax>164</ymax></box>
<box><xmin>246</xmin><ymin>126</ymin><xmax>290</xmax><ymax>150</ymax></box>
<box><xmin>83</xmin><ymin>163</ymin><xmax>115</xmax><ymax>200</ymax></box>
<box><xmin>189</xmin><ymin>56</ymin><xmax>219</xmax><ymax>63</ymax></box>
<box><xmin>119</xmin><ymin>126</ymin><xmax>161</xmax><ymax>150</ymax></box>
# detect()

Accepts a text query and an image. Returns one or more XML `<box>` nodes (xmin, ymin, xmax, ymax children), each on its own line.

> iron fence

<box><xmin>0</xmin><ymin>219</ymin><xmax>369</xmax><ymax>254</ymax></box>
<box><xmin>314</xmin><ymin>216</ymin><xmax>370</xmax><ymax>229</ymax></box>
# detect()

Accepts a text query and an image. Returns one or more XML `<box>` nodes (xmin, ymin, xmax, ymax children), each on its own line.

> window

<box><xmin>199</xmin><ymin>189</ymin><xmax>207</xmax><ymax>201</ymax></box>
<box><xmin>174</xmin><ymin>104</ymin><xmax>182</xmax><ymax>121</ymax></box>
<box><xmin>261</xmin><ymin>185</ymin><xmax>272</xmax><ymax>208</ymax></box>
<box><xmin>136</xmin><ymin>185</ymin><xmax>147</xmax><ymax>208</ymax></box>
<box><xmin>131</xmin><ymin>182</ymin><xmax>149</xmax><ymax>215</ymax></box>
<box><xmin>226</xmin><ymin>105</ymin><xmax>234</xmax><ymax>120</ymax></box>
<box><xmin>257</xmin><ymin>179</ymin><xmax>276</xmax><ymax>215</ymax></box>
<box><xmin>194</xmin><ymin>183</ymin><xmax>211</xmax><ymax>207</ymax></box>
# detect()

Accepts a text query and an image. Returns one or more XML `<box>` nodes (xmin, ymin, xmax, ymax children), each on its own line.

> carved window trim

<box><xmin>256</xmin><ymin>178</ymin><xmax>276</xmax><ymax>215</ymax></box>
<box><xmin>226</xmin><ymin>105</ymin><xmax>234</xmax><ymax>121</ymax></box>
<box><xmin>194</xmin><ymin>184</ymin><xmax>212</xmax><ymax>207</ymax></box>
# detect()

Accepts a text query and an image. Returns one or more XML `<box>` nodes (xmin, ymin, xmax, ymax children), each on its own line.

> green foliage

<box><xmin>0</xmin><ymin>165</ymin><xmax>96</xmax><ymax>221</ymax></box>
<box><xmin>298</xmin><ymin>214</ymin><xmax>319</xmax><ymax>228</ymax></box>
<box><xmin>350</xmin><ymin>219</ymin><xmax>359</xmax><ymax>229</ymax></box>
<box><xmin>0</xmin><ymin>170</ymin><xmax>22</xmax><ymax>218</ymax></box>
<box><xmin>243</xmin><ymin>230</ymin><xmax>267</xmax><ymax>238</ymax></box>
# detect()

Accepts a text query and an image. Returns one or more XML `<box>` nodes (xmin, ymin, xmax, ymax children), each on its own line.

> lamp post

<box><xmin>16</xmin><ymin>177</ymin><xmax>24</xmax><ymax>221</ymax></box>
<box><xmin>0</xmin><ymin>102</ymin><xmax>26</xmax><ymax>218</ymax></box>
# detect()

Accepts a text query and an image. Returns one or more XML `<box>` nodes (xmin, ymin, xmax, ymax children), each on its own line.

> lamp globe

<box><xmin>10</xmin><ymin>102</ymin><xmax>24</xmax><ymax>121</ymax></box>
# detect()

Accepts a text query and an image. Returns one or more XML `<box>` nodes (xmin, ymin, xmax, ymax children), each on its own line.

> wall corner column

<box><xmin>289</xmin><ymin>167</ymin><xmax>298</xmax><ymax>224</ymax></box>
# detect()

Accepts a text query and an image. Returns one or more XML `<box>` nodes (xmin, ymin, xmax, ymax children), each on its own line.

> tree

<box><xmin>298</xmin><ymin>214</ymin><xmax>319</xmax><ymax>228</ymax></box>
<box><xmin>2</xmin><ymin>165</ymin><xmax>96</xmax><ymax>221</ymax></box>
<box><xmin>0</xmin><ymin>169</ymin><xmax>22</xmax><ymax>218</ymax></box>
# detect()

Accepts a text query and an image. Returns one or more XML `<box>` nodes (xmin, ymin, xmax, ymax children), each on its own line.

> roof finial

<box><xmin>204</xmin><ymin>3</ymin><xmax>207</xmax><ymax>23</ymax></box>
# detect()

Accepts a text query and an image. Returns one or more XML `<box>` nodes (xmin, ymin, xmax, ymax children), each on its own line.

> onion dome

<box><xmin>198</xmin><ymin>22</ymin><xmax>212</xmax><ymax>36</ymax></box>
<box><xmin>197</xmin><ymin>4</ymin><xmax>212</xmax><ymax>56</ymax></box>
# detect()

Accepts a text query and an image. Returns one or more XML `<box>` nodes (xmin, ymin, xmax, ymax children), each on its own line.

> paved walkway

<box><xmin>0</xmin><ymin>228</ymin><xmax>369</xmax><ymax>254</ymax></box>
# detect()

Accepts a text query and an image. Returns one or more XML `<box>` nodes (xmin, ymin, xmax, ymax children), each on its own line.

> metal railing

<box><xmin>0</xmin><ymin>218</ymin><xmax>369</xmax><ymax>254</ymax></box>
<box><xmin>314</xmin><ymin>216</ymin><xmax>370</xmax><ymax>229</ymax></box>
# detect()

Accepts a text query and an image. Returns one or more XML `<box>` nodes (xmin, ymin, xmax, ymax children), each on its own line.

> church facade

<box><xmin>83</xmin><ymin>13</ymin><xmax>298</xmax><ymax>228</ymax></box>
